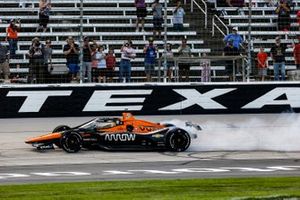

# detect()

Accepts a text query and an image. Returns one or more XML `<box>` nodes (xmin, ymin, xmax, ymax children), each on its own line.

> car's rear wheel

<box><xmin>60</xmin><ymin>132</ymin><xmax>82</xmax><ymax>153</ymax></box>
<box><xmin>166</xmin><ymin>129</ymin><xmax>191</xmax><ymax>152</ymax></box>
<box><xmin>52</xmin><ymin>125</ymin><xmax>71</xmax><ymax>148</ymax></box>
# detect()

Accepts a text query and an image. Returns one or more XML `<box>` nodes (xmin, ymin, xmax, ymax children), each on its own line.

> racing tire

<box><xmin>60</xmin><ymin>132</ymin><xmax>83</xmax><ymax>153</ymax></box>
<box><xmin>52</xmin><ymin>125</ymin><xmax>71</xmax><ymax>148</ymax></box>
<box><xmin>166</xmin><ymin>128</ymin><xmax>191</xmax><ymax>152</ymax></box>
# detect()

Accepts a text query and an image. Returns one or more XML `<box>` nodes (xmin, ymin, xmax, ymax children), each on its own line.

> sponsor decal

<box><xmin>104</xmin><ymin>133</ymin><xmax>136</xmax><ymax>142</ymax></box>
<box><xmin>152</xmin><ymin>133</ymin><xmax>165</xmax><ymax>138</ymax></box>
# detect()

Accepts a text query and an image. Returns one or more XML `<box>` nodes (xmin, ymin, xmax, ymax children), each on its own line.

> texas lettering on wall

<box><xmin>0</xmin><ymin>84</ymin><xmax>299</xmax><ymax>117</ymax></box>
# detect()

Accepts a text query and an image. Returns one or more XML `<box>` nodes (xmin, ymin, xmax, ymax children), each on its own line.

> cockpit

<box><xmin>79</xmin><ymin>117</ymin><xmax>121</xmax><ymax>130</ymax></box>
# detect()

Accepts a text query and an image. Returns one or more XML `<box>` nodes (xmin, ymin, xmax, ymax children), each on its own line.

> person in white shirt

<box><xmin>173</xmin><ymin>0</ymin><xmax>185</xmax><ymax>31</ymax></box>
<box><xmin>120</xmin><ymin>40</ymin><xmax>136</xmax><ymax>82</ymax></box>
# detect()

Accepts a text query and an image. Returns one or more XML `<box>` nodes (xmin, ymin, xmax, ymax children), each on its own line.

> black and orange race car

<box><xmin>25</xmin><ymin>113</ymin><xmax>201</xmax><ymax>153</ymax></box>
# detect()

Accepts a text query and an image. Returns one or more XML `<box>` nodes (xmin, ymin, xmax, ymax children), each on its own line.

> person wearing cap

<box><xmin>144</xmin><ymin>37</ymin><xmax>157</xmax><ymax>82</ymax></box>
<box><xmin>63</xmin><ymin>36</ymin><xmax>80</xmax><ymax>82</ymax></box>
<box><xmin>270</xmin><ymin>37</ymin><xmax>287</xmax><ymax>81</ymax></box>
<box><xmin>6</xmin><ymin>19</ymin><xmax>21</xmax><ymax>59</ymax></box>
<box><xmin>223</xmin><ymin>27</ymin><xmax>243</xmax><ymax>50</ymax></box>
<box><xmin>28</xmin><ymin>37</ymin><xmax>45</xmax><ymax>83</ymax></box>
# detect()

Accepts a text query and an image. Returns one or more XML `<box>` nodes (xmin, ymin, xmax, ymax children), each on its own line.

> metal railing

<box><xmin>212</xmin><ymin>14</ymin><xmax>229</xmax><ymax>37</ymax></box>
<box><xmin>190</xmin><ymin>0</ymin><xmax>207</xmax><ymax>29</ymax></box>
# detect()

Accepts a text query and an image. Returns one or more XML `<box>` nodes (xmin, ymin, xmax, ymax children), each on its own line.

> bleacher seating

<box><xmin>0</xmin><ymin>0</ymin><xmax>212</xmax><ymax>83</ymax></box>
<box><xmin>214</xmin><ymin>0</ymin><xmax>300</xmax><ymax>77</ymax></box>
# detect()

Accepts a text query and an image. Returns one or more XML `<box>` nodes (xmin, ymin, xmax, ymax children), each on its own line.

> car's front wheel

<box><xmin>60</xmin><ymin>132</ymin><xmax>83</xmax><ymax>153</ymax></box>
<box><xmin>166</xmin><ymin>129</ymin><xmax>191</xmax><ymax>152</ymax></box>
<box><xmin>52</xmin><ymin>125</ymin><xmax>71</xmax><ymax>148</ymax></box>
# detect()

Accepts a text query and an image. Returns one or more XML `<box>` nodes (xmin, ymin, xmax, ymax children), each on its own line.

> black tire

<box><xmin>52</xmin><ymin>125</ymin><xmax>71</xmax><ymax>148</ymax></box>
<box><xmin>52</xmin><ymin>125</ymin><xmax>71</xmax><ymax>133</ymax></box>
<box><xmin>60</xmin><ymin>132</ymin><xmax>83</xmax><ymax>153</ymax></box>
<box><xmin>166</xmin><ymin>129</ymin><xmax>191</xmax><ymax>152</ymax></box>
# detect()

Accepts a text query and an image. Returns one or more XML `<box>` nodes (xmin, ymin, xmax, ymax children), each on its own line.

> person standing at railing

<box><xmin>223</xmin><ymin>39</ymin><xmax>239</xmax><ymax>81</ymax></box>
<box><xmin>270</xmin><ymin>37</ymin><xmax>287</xmax><ymax>81</ymax></box>
<box><xmin>256</xmin><ymin>47</ymin><xmax>268</xmax><ymax>81</ymax></box>
<box><xmin>44</xmin><ymin>39</ymin><xmax>53</xmax><ymax>83</ymax></box>
<box><xmin>120</xmin><ymin>40</ymin><xmax>136</xmax><ymax>82</ymax></box>
<box><xmin>135</xmin><ymin>0</ymin><xmax>147</xmax><ymax>32</ymax></box>
<box><xmin>82</xmin><ymin>36</ymin><xmax>92</xmax><ymax>82</ymax></box>
<box><xmin>28</xmin><ymin>37</ymin><xmax>45</xmax><ymax>83</ymax></box>
<box><xmin>36</xmin><ymin>0</ymin><xmax>51</xmax><ymax>32</ymax></box>
<box><xmin>293</xmin><ymin>38</ymin><xmax>300</xmax><ymax>70</ymax></box>
<box><xmin>6</xmin><ymin>19</ymin><xmax>21</xmax><ymax>59</ymax></box>
<box><xmin>144</xmin><ymin>37</ymin><xmax>157</xmax><ymax>82</ymax></box>
<box><xmin>173</xmin><ymin>0</ymin><xmax>185</xmax><ymax>31</ymax></box>
<box><xmin>223</xmin><ymin>27</ymin><xmax>243</xmax><ymax>51</ymax></box>
<box><xmin>178</xmin><ymin>38</ymin><xmax>191</xmax><ymax>82</ymax></box>
<box><xmin>0</xmin><ymin>40</ymin><xmax>10</xmax><ymax>83</ymax></box>
<box><xmin>63</xmin><ymin>36</ymin><xmax>80</xmax><ymax>82</ymax></box>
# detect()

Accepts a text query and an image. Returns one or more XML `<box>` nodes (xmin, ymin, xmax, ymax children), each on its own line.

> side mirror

<box><xmin>126</xmin><ymin>125</ymin><xmax>134</xmax><ymax>132</ymax></box>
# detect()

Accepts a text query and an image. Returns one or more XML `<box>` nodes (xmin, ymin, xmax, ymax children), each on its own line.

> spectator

<box><xmin>144</xmin><ymin>37</ymin><xmax>157</xmax><ymax>82</ymax></box>
<box><xmin>297</xmin><ymin>10</ymin><xmax>300</xmax><ymax>31</ymax></box>
<box><xmin>63</xmin><ymin>36</ymin><xmax>80</xmax><ymax>82</ymax></box>
<box><xmin>28</xmin><ymin>37</ymin><xmax>45</xmax><ymax>83</ymax></box>
<box><xmin>178</xmin><ymin>38</ymin><xmax>191</xmax><ymax>82</ymax></box>
<box><xmin>152</xmin><ymin>0</ymin><xmax>163</xmax><ymax>38</ymax></box>
<box><xmin>257</xmin><ymin>47</ymin><xmax>268</xmax><ymax>81</ymax></box>
<box><xmin>226</xmin><ymin>0</ymin><xmax>245</xmax><ymax>7</ymax></box>
<box><xmin>36</xmin><ymin>0</ymin><xmax>51</xmax><ymax>32</ymax></box>
<box><xmin>19</xmin><ymin>0</ymin><xmax>26</xmax><ymax>8</ymax></box>
<box><xmin>270</xmin><ymin>37</ymin><xmax>287</xmax><ymax>81</ymax></box>
<box><xmin>44</xmin><ymin>39</ymin><xmax>53</xmax><ymax>82</ymax></box>
<box><xmin>0</xmin><ymin>40</ymin><xmax>10</xmax><ymax>83</ymax></box>
<box><xmin>173</xmin><ymin>0</ymin><xmax>185</xmax><ymax>31</ymax></box>
<box><xmin>91</xmin><ymin>43</ymin><xmax>99</xmax><ymax>82</ymax></box>
<box><xmin>135</xmin><ymin>0</ymin><xmax>147</xmax><ymax>32</ymax></box>
<box><xmin>224</xmin><ymin>27</ymin><xmax>243</xmax><ymax>51</ymax></box>
<box><xmin>105</xmin><ymin>48</ymin><xmax>116</xmax><ymax>83</ymax></box>
<box><xmin>162</xmin><ymin>43</ymin><xmax>174</xmax><ymax>82</ymax></box>
<box><xmin>82</xmin><ymin>36</ymin><xmax>92</xmax><ymax>82</ymax></box>
<box><xmin>293</xmin><ymin>38</ymin><xmax>300</xmax><ymax>70</ymax></box>
<box><xmin>96</xmin><ymin>45</ymin><xmax>107</xmax><ymax>83</ymax></box>
<box><xmin>120</xmin><ymin>40</ymin><xmax>136</xmax><ymax>82</ymax></box>
<box><xmin>6</xmin><ymin>19</ymin><xmax>21</xmax><ymax>59</ymax></box>
<box><xmin>275</xmin><ymin>0</ymin><xmax>291</xmax><ymax>31</ymax></box>
<box><xmin>223</xmin><ymin>39</ymin><xmax>239</xmax><ymax>81</ymax></box>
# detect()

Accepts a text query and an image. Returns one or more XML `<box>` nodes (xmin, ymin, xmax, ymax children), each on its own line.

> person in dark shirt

<box><xmin>270</xmin><ymin>37</ymin><xmax>287</xmax><ymax>81</ymax></box>
<box><xmin>82</xmin><ymin>36</ymin><xmax>92</xmax><ymax>82</ymax></box>
<box><xmin>223</xmin><ymin>39</ymin><xmax>239</xmax><ymax>81</ymax></box>
<box><xmin>275</xmin><ymin>0</ymin><xmax>291</xmax><ymax>31</ymax></box>
<box><xmin>28</xmin><ymin>37</ymin><xmax>45</xmax><ymax>83</ymax></box>
<box><xmin>63</xmin><ymin>36</ymin><xmax>79</xmax><ymax>81</ymax></box>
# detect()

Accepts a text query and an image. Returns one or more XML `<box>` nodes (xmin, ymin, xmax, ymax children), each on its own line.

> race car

<box><xmin>25</xmin><ymin>113</ymin><xmax>201</xmax><ymax>153</ymax></box>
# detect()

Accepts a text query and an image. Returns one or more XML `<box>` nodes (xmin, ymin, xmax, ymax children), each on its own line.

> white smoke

<box><xmin>163</xmin><ymin>114</ymin><xmax>300</xmax><ymax>151</ymax></box>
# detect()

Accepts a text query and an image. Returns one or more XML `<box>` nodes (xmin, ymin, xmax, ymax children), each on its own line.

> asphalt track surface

<box><xmin>1</xmin><ymin>114</ymin><xmax>300</xmax><ymax>184</ymax></box>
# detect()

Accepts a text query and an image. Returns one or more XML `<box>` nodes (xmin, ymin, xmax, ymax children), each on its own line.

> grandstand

<box><xmin>0</xmin><ymin>0</ymin><xmax>212</xmax><ymax>83</ymax></box>
<box><xmin>0</xmin><ymin>0</ymin><xmax>299</xmax><ymax>83</ymax></box>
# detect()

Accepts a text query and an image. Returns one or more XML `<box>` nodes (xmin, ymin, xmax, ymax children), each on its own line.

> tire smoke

<box><xmin>163</xmin><ymin>114</ymin><xmax>300</xmax><ymax>151</ymax></box>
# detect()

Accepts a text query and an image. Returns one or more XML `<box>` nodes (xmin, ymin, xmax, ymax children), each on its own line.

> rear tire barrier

<box><xmin>60</xmin><ymin>132</ymin><xmax>83</xmax><ymax>153</ymax></box>
<box><xmin>52</xmin><ymin>125</ymin><xmax>71</xmax><ymax>148</ymax></box>
<box><xmin>166</xmin><ymin>128</ymin><xmax>191</xmax><ymax>152</ymax></box>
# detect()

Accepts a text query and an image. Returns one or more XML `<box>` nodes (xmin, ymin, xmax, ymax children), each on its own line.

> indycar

<box><xmin>25</xmin><ymin>113</ymin><xmax>201</xmax><ymax>153</ymax></box>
